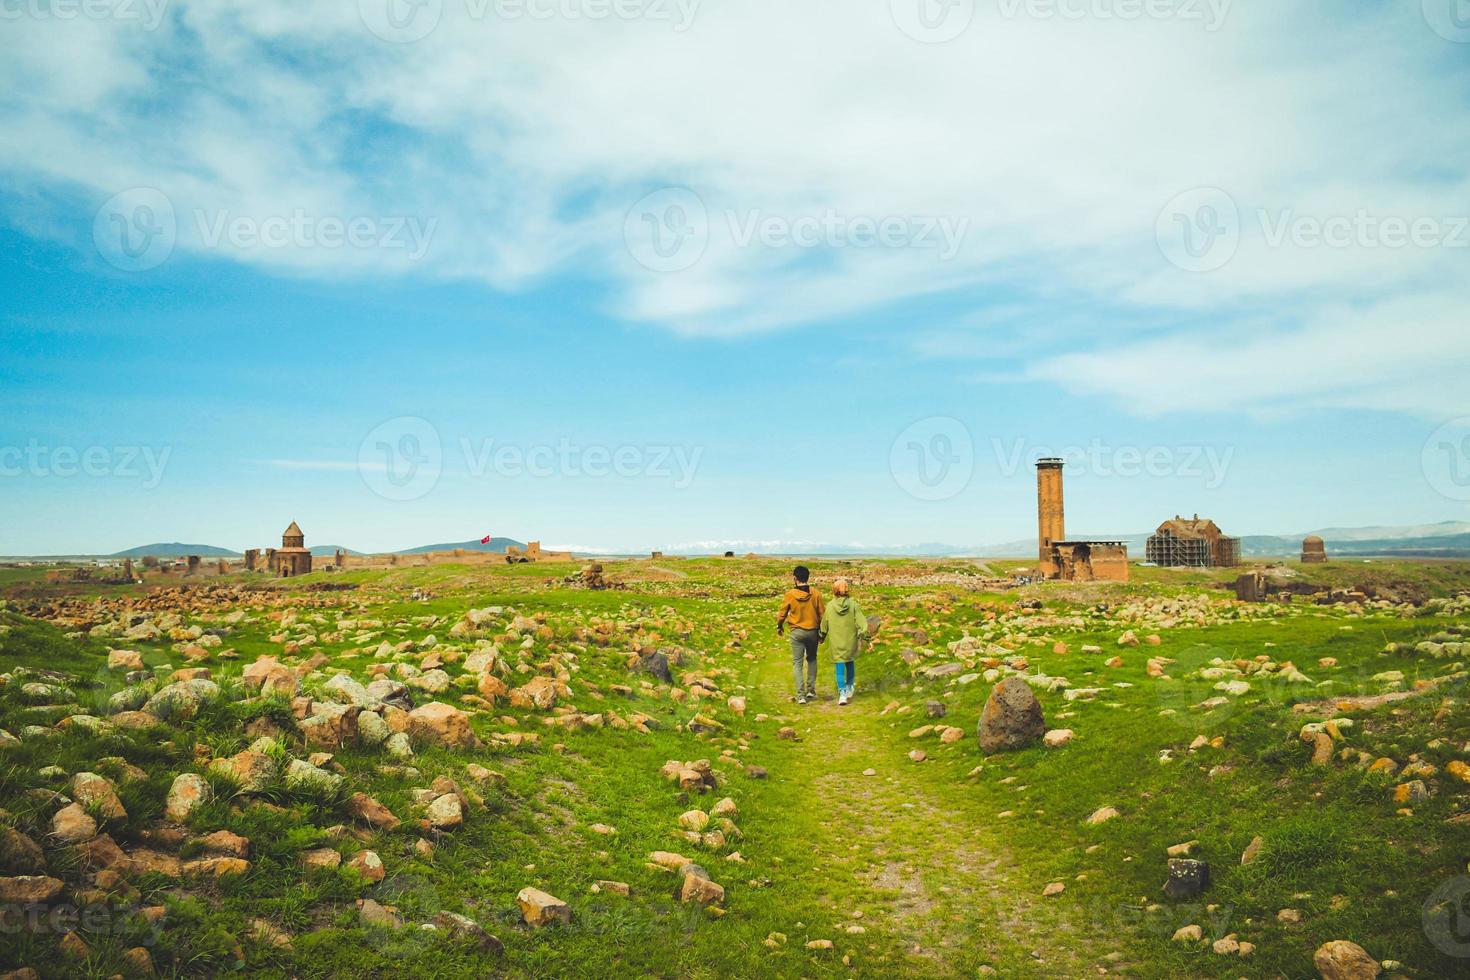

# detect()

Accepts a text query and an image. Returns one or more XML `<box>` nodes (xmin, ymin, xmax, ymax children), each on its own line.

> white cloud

<box><xmin>0</xmin><ymin>0</ymin><xmax>1467</xmax><ymax>415</ymax></box>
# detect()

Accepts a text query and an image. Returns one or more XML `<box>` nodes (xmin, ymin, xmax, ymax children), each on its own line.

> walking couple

<box><xmin>775</xmin><ymin>565</ymin><xmax>868</xmax><ymax>706</ymax></box>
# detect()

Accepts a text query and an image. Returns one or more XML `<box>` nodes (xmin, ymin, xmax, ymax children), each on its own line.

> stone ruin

<box><xmin>563</xmin><ymin>563</ymin><xmax>620</xmax><ymax>590</ymax></box>
<box><xmin>1234</xmin><ymin>571</ymin><xmax>1269</xmax><ymax>602</ymax></box>
<box><xmin>1035</xmin><ymin>458</ymin><xmax>1130</xmax><ymax>583</ymax></box>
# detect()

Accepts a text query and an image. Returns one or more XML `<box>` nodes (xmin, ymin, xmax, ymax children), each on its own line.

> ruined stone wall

<box><xmin>1088</xmin><ymin>545</ymin><xmax>1130</xmax><ymax>583</ymax></box>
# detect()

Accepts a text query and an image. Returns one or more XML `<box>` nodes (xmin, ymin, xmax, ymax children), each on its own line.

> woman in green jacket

<box><xmin>819</xmin><ymin>578</ymin><xmax>867</xmax><ymax>705</ymax></box>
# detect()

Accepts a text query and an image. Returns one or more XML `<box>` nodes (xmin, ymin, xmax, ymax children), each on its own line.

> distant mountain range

<box><xmin>12</xmin><ymin>523</ymin><xmax>1468</xmax><ymax>561</ymax></box>
<box><xmin>395</xmin><ymin>537</ymin><xmax>526</xmax><ymax>555</ymax></box>
<box><xmin>109</xmin><ymin>543</ymin><xmax>241</xmax><ymax>558</ymax></box>
<box><xmin>666</xmin><ymin>522</ymin><xmax>1470</xmax><ymax>559</ymax></box>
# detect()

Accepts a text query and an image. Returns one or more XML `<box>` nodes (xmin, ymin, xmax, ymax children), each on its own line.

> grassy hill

<box><xmin>0</xmin><ymin>557</ymin><xmax>1466</xmax><ymax>976</ymax></box>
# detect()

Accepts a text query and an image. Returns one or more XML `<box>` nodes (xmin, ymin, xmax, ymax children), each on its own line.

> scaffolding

<box><xmin>1146</xmin><ymin>528</ymin><xmax>1242</xmax><ymax>568</ymax></box>
<box><xmin>1146</xmin><ymin>531</ymin><xmax>1211</xmax><ymax>567</ymax></box>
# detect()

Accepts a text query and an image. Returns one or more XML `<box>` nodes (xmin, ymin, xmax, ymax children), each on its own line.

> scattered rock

<box><xmin>346</xmin><ymin>850</ymin><xmax>385</xmax><ymax>883</ymax></box>
<box><xmin>408</xmin><ymin>702</ymin><xmax>478</xmax><ymax>749</ymax></box>
<box><xmin>359</xmin><ymin>898</ymin><xmax>403</xmax><ymax>929</ymax></box>
<box><xmin>164</xmin><ymin>773</ymin><xmax>210</xmax><ymax>823</ymax></box>
<box><xmin>1163</xmin><ymin>859</ymin><xmax>1210</xmax><ymax>899</ymax></box>
<box><xmin>1042</xmin><ymin>729</ymin><xmax>1074</xmax><ymax>748</ymax></box>
<box><xmin>49</xmin><ymin>803</ymin><xmax>97</xmax><ymax>845</ymax></box>
<box><xmin>347</xmin><ymin>792</ymin><xmax>401</xmax><ymax>830</ymax></box>
<box><xmin>0</xmin><ymin>875</ymin><xmax>64</xmax><ymax>904</ymax></box>
<box><xmin>978</xmin><ymin>677</ymin><xmax>1046</xmax><ymax>753</ymax></box>
<box><xmin>71</xmin><ymin>772</ymin><xmax>126</xmax><ymax>822</ymax></box>
<box><xmin>517</xmin><ymin>886</ymin><xmax>571</xmax><ymax>927</ymax></box>
<box><xmin>1313</xmin><ymin>940</ymin><xmax>1381</xmax><ymax>980</ymax></box>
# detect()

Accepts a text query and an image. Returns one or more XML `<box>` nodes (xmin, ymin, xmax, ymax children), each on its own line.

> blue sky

<box><xmin>2</xmin><ymin>0</ymin><xmax>1469</xmax><ymax>555</ymax></box>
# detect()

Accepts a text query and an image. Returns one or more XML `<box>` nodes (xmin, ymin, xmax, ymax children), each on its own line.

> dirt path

<box><xmin>750</xmin><ymin>656</ymin><xmax>1113</xmax><ymax>976</ymax></box>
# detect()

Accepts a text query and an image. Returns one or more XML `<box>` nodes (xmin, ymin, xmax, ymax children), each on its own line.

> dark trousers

<box><xmin>789</xmin><ymin>627</ymin><xmax>819</xmax><ymax>696</ymax></box>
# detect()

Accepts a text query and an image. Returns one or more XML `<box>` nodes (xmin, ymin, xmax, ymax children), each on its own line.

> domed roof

<box><xmin>1303</xmin><ymin>535</ymin><xmax>1324</xmax><ymax>545</ymax></box>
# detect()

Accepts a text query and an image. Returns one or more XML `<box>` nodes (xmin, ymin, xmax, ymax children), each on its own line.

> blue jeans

<box><xmin>835</xmin><ymin>660</ymin><xmax>855</xmax><ymax>697</ymax></box>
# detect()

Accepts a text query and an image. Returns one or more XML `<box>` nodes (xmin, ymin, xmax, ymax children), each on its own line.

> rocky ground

<box><xmin>0</xmin><ymin>556</ymin><xmax>1468</xmax><ymax>978</ymax></box>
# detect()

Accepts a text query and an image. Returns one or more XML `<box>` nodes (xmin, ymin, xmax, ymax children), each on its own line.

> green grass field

<box><xmin>1</xmin><ymin>557</ymin><xmax>1468</xmax><ymax>977</ymax></box>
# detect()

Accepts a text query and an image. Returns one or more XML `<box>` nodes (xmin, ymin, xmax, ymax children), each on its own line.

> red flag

<box><xmin>480</xmin><ymin>535</ymin><xmax>492</xmax><ymax>545</ymax></box>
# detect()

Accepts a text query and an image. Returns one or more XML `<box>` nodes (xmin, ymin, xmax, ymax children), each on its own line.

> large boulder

<box><xmin>165</xmin><ymin>773</ymin><xmax>210</xmax><ymax>823</ymax></box>
<box><xmin>977</xmin><ymin>677</ymin><xmax>1046</xmax><ymax>753</ymax></box>
<box><xmin>209</xmin><ymin>751</ymin><xmax>277</xmax><ymax>793</ymax></box>
<box><xmin>634</xmin><ymin>652</ymin><xmax>673</xmax><ymax>685</ymax></box>
<box><xmin>510</xmin><ymin>677</ymin><xmax>559</xmax><ymax>711</ymax></box>
<box><xmin>323</xmin><ymin>674</ymin><xmax>373</xmax><ymax>707</ymax></box>
<box><xmin>71</xmin><ymin>773</ymin><xmax>127</xmax><ymax>822</ymax></box>
<box><xmin>300</xmin><ymin>703</ymin><xmax>360</xmax><ymax>749</ymax></box>
<box><xmin>408</xmin><ymin>703</ymin><xmax>477</xmax><ymax>748</ymax></box>
<box><xmin>241</xmin><ymin>657</ymin><xmax>298</xmax><ymax>696</ymax></box>
<box><xmin>516</xmin><ymin>887</ymin><xmax>570</xmax><ymax>927</ymax></box>
<box><xmin>1313</xmin><ymin>941</ymin><xmax>1381</xmax><ymax>980</ymax></box>
<box><xmin>0</xmin><ymin>875</ymin><xmax>64</xmax><ymax>904</ymax></box>
<box><xmin>49</xmin><ymin>803</ymin><xmax>97</xmax><ymax>844</ymax></box>
<box><xmin>0</xmin><ymin>826</ymin><xmax>46</xmax><ymax>874</ymax></box>
<box><xmin>142</xmin><ymin>679</ymin><xmax>219</xmax><ymax>721</ymax></box>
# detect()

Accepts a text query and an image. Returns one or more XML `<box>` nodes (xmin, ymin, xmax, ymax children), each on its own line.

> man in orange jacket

<box><xmin>777</xmin><ymin>565</ymin><xmax>825</xmax><ymax>704</ymax></box>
